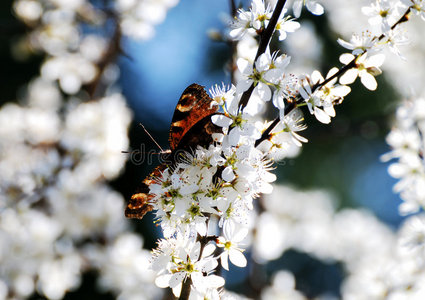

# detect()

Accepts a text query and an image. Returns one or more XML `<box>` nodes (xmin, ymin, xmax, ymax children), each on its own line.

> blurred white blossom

<box><xmin>383</xmin><ymin>97</ymin><xmax>425</xmax><ymax>214</ymax></box>
<box><xmin>2</xmin><ymin>0</ymin><xmax>178</xmax><ymax>298</ymax></box>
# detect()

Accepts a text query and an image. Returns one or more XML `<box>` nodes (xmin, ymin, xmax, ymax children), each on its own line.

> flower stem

<box><xmin>239</xmin><ymin>0</ymin><xmax>287</xmax><ymax>109</ymax></box>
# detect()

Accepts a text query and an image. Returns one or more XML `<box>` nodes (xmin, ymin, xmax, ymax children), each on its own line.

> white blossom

<box><xmin>339</xmin><ymin>52</ymin><xmax>385</xmax><ymax>90</ymax></box>
<box><xmin>275</xmin><ymin>15</ymin><xmax>300</xmax><ymax>41</ymax></box>
<box><xmin>292</xmin><ymin>0</ymin><xmax>324</xmax><ymax>18</ymax></box>
<box><xmin>362</xmin><ymin>0</ymin><xmax>394</xmax><ymax>32</ymax></box>
<box><xmin>217</xmin><ymin>221</ymin><xmax>248</xmax><ymax>270</ymax></box>
<box><xmin>337</xmin><ymin>31</ymin><xmax>380</xmax><ymax>55</ymax></box>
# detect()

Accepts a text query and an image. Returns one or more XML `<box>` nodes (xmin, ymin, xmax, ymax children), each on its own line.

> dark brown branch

<box><xmin>254</xmin><ymin>0</ymin><xmax>286</xmax><ymax>62</ymax></box>
<box><xmin>229</xmin><ymin>0</ymin><xmax>238</xmax><ymax>85</ymax></box>
<box><xmin>178</xmin><ymin>277</ymin><xmax>193</xmax><ymax>300</ymax></box>
<box><xmin>229</xmin><ymin>0</ymin><xmax>237</xmax><ymax>17</ymax></box>
<box><xmin>376</xmin><ymin>8</ymin><xmax>411</xmax><ymax>41</ymax></box>
<box><xmin>255</xmin><ymin>117</ymin><xmax>280</xmax><ymax>147</ymax></box>
<box><xmin>239</xmin><ymin>0</ymin><xmax>287</xmax><ymax>109</ymax></box>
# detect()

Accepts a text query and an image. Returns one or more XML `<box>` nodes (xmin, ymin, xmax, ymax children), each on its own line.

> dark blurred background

<box><xmin>1</xmin><ymin>0</ymin><xmax>404</xmax><ymax>298</ymax></box>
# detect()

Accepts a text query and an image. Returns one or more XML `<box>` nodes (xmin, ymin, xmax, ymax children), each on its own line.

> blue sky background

<box><xmin>119</xmin><ymin>1</ymin><xmax>229</xmax><ymax>130</ymax></box>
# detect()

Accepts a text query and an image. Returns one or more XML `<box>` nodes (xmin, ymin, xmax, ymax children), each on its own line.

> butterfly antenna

<box><xmin>139</xmin><ymin>123</ymin><xmax>164</xmax><ymax>152</ymax></box>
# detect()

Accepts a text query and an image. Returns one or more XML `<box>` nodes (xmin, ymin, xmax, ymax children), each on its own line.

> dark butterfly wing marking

<box><xmin>125</xmin><ymin>164</ymin><xmax>166</xmax><ymax>219</ymax></box>
<box><xmin>125</xmin><ymin>83</ymin><xmax>222</xmax><ymax>219</ymax></box>
<box><xmin>169</xmin><ymin>84</ymin><xmax>219</xmax><ymax>151</ymax></box>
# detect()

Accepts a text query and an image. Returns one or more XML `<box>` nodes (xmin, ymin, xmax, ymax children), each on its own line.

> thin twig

<box><xmin>229</xmin><ymin>0</ymin><xmax>238</xmax><ymax>85</ymax></box>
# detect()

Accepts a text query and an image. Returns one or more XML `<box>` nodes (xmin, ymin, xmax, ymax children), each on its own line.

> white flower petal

<box><xmin>259</xmin><ymin>181</ymin><xmax>274</xmax><ymax>194</ymax></box>
<box><xmin>299</xmin><ymin>86</ymin><xmax>310</xmax><ymax>100</ymax></box>
<box><xmin>292</xmin><ymin>0</ymin><xmax>302</xmax><ymax>18</ymax></box>
<box><xmin>307</xmin><ymin>1</ymin><xmax>324</xmax><ymax>15</ymax></box>
<box><xmin>211</xmin><ymin>115</ymin><xmax>233</xmax><ymax>127</ymax></box>
<box><xmin>339</xmin><ymin>69</ymin><xmax>358</xmax><ymax>85</ymax></box>
<box><xmin>263</xmin><ymin>171</ymin><xmax>277</xmax><ymax>183</ymax></box>
<box><xmin>195</xmin><ymin>221</ymin><xmax>207</xmax><ymax>236</ymax></box>
<box><xmin>236</xmin><ymin>57</ymin><xmax>251</xmax><ymax>74</ymax></box>
<box><xmin>264</xmin><ymin>69</ymin><xmax>284</xmax><ymax>84</ymax></box>
<box><xmin>326</xmin><ymin>67</ymin><xmax>339</xmax><ymax>78</ymax></box>
<box><xmin>255</xmin><ymin>53</ymin><xmax>270</xmax><ymax>72</ymax></box>
<box><xmin>366</xmin><ymin>54</ymin><xmax>385</xmax><ymax>68</ymax></box>
<box><xmin>272</xmin><ymin>93</ymin><xmax>285</xmax><ymax>110</ymax></box>
<box><xmin>314</xmin><ymin>107</ymin><xmax>331</xmax><ymax>124</ymax></box>
<box><xmin>360</xmin><ymin>72</ymin><xmax>378</xmax><ymax>90</ymax></box>
<box><xmin>206</xmin><ymin>275</ymin><xmax>225</xmax><ymax>288</ymax></box>
<box><xmin>324</xmin><ymin>105</ymin><xmax>336</xmax><ymax>117</ymax></box>
<box><xmin>220</xmin><ymin>252</ymin><xmax>230</xmax><ymax>270</ymax></box>
<box><xmin>180</xmin><ymin>184</ymin><xmax>199</xmax><ymax>195</ymax></box>
<box><xmin>337</xmin><ymin>39</ymin><xmax>354</xmax><ymax>50</ymax></box>
<box><xmin>229</xmin><ymin>249</ymin><xmax>247</xmax><ymax>267</ymax></box>
<box><xmin>333</xmin><ymin>85</ymin><xmax>351</xmax><ymax>97</ymax></box>
<box><xmin>224</xmin><ymin>219</ymin><xmax>235</xmax><ymax>238</ymax></box>
<box><xmin>203</xmin><ymin>243</ymin><xmax>216</xmax><ymax>257</ymax></box>
<box><xmin>155</xmin><ymin>274</ymin><xmax>172</xmax><ymax>288</ymax></box>
<box><xmin>172</xmin><ymin>283</ymin><xmax>182</xmax><ymax>298</ymax></box>
<box><xmin>255</xmin><ymin>83</ymin><xmax>271</xmax><ymax>101</ymax></box>
<box><xmin>282</xmin><ymin>20</ymin><xmax>300</xmax><ymax>32</ymax></box>
<box><xmin>233</xmin><ymin>227</ymin><xmax>249</xmax><ymax>242</ymax></box>
<box><xmin>311</xmin><ymin>70</ymin><xmax>324</xmax><ymax>84</ymax></box>
<box><xmin>237</xmin><ymin>79</ymin><xmax>253</xmax><ymax>94</ymax></box>
<box><xmin>339</xmin><ymin>53</ymin><xmax>355</xmax><ymax>64</ymax></box>
<box><xmin>222</xmin><ymin>166</ymin><xmax>236</xmax><ymax>182</ymax></box>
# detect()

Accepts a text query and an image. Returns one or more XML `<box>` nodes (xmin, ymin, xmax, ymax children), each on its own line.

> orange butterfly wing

<box><xmin>168</xmin><ymin>83</ymin><xmax>219</xmax><ymax>151</ymax></box>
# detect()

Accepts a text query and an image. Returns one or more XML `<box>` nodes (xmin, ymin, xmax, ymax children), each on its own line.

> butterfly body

<box><xmin>125</xmin><ymin>83</ymin><xmax>221</xmax><ymax>219</ymax></box>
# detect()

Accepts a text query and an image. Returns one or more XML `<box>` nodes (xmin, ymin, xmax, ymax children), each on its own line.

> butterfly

<box><xmin>125</xmin><ymin>83</ymin><xmax>221</xmax><ymax>219</ymax></box>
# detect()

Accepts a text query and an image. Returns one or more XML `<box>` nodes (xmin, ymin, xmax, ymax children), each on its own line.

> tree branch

<box><xmin>178</xmin><ymin>277</ymin><xmax>193</xmax><ymax>300</ymax></box>
<box><xmin>238</xmin><ymin>0</ymin><xmax>287</xmax><ymax>109</ymax></box>
<box><xmin>229</xmin><ymin>0</ymin><xmax>238</xmax><ymax>85</ymax></box>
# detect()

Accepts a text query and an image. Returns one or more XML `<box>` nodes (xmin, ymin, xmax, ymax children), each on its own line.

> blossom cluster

<box><xmin>147</xmin><ymin>89</ymin><xmax>277</xmax><ymax>297</ymax></box>
<box><xmin>255</xmin><ymin>184</ymin><xmax>425</xmax><ymax>299</ymax></box>
<box><xmin>0</xmin><ymin>88</ymin><xmax>144</xmax><ymax>299</ymax></box>
<box><xmin>13</xmin><ymin>0</ymin><xmax>105</xmax><ymax>94</ymax></box>
<box><xmin>13</xmin><ymin>0</ymin><xmax>179</xmax><ymax>94</ymax></box>
<box><xmin>144</xmin><ymin>0</ymin><xmax>425</xmax><ymax>297</ymax></box>
<box><xmin>115</xmin><ymin>0</ymin><xmax>179</xmax><ymax>40</ymax></box>
<box><xmin>382</xmin><ymin>97</ymin><xmax>425</xmax><ymax>215</ymax></box>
